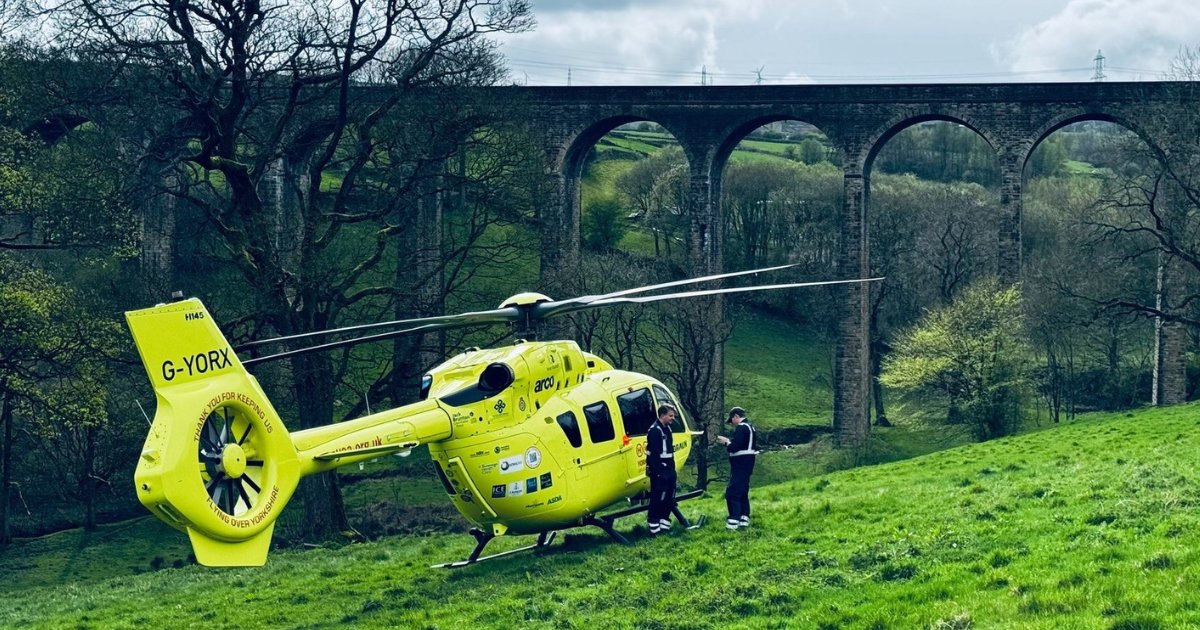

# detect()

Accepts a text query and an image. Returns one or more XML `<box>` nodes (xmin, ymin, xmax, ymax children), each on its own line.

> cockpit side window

<box><xmin>555</xmin><ymin>411</ymin><xmax>583</xmax><ymax>448</ymax></box>
<box><xmin>652</xmin><ymin>384</ymin><xmax>688</xmax><ymax>433</ymax></box>
<box><xmin>617</xmin><ymin>388</ymin><xmax>656</xmax><ymax>437</ymax></box>
<box><xmin>582</xmin><ymin>401</ymin><xmax>616</xmax><ymax>443</ymax></box>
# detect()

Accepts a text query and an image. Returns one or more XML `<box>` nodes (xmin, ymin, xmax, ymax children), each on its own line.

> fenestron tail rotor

<box><xmin>199</xmin><ymin>405</ymin><xmax>265</xmax><ymax>517</ymax></box>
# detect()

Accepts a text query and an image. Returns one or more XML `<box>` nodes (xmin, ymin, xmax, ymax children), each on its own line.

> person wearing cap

<box><xmin>645</xmin><ymin>403</ymin><xmax>678</xmax><ymax>535</ymax></box>
<box><xmin>716</xmin><ymin>406</ymin><xmax>757</xmax><ymax>530</ymax></box>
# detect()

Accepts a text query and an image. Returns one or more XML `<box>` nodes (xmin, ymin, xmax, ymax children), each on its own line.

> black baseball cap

<box><xmin>727</xmin><ymin>407</ymin><xmax>745</xmax><ymax>423</ymax></box>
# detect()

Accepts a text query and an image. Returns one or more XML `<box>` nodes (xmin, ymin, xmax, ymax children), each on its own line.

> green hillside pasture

<box><xmin>6</xmin><ymin>403</ymin><xmax>1198</xmax><ymax>628</ymax></box>
<box><xmin>725</xmin><ymin>310</ymin><xmax>833</xmax><ymax>427</ymax></box>
<box><xmin>581</xmin><ymin>158</ymin><xmax>636</xmax><ymax>207</ymax></box>
<box><xmin>597</xmin><ymin>134</ymin><xmax>662</xmax><ymax>158</ymax></box>
<box><xmin>0</xmin><ymin>517</ymin><xmax>192</xmax><ymax>591</ymax></box>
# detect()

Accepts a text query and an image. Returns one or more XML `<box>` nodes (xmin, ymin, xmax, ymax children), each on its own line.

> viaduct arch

<box><xmin>504</xmin><ymin>82</ymin><xmax>1196</xmax><ymax>445</ymax></box>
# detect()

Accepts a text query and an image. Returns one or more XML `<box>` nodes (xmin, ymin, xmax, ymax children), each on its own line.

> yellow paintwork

<box><xmin>128</xmin><ymin>299</ymin><xmax>695</xmax><ymax>566</ymax></box>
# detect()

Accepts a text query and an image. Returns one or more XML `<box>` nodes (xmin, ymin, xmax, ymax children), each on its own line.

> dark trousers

<box><xmin>725</xmin><ymin>455</ymin><xmax>755</xmax><ymax>520</ymax></box>
<box><xmin>648</xmin><ymin>467</ymin><xmax>677</xmax><ymax>524</ymax></box>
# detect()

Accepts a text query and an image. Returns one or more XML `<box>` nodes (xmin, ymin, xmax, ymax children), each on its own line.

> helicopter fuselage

<box><xmin>419</xmin><ymin>340</ymin><xmax>694</xmax><ymax>535</ymax></box>
<box><xmin>282</xmin><ymin>339</ymin><xmax>695</xmax><ymax>537</ymax></box>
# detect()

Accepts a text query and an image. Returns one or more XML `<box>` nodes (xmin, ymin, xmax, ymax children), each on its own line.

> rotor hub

<box><xmin>220</xmin><ymin>443</ymin><xmax>247</xmax><ymax>479</ymax></box>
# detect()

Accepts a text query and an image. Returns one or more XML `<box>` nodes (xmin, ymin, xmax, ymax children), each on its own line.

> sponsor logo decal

<box><xmin>540</xmin><ymin>472</ymin><xmax>553</xmax><ymax>489</ymax></box>
<box><xmin>491</xmin><ymin>484</ymin><xmax>506</xmax><ymax>498</ymax></box>
<box><xmin>526</xmin><ymin>477</ymin><xmax>538</xmax><ymax>494</ymax></box>
<box><xmin>525</xmin><ymin>447</ymin><xmax>542</xmax><ymax>469</ymax></box>
<box><xmin>507</xmin><ymin>481</ymin><xmax>524</xmax><ymax>497</ymax></box>
<box><xmin>498</xmin><ymin>455</ymin><xmax>524</xmax><ymax>474</ymax></box>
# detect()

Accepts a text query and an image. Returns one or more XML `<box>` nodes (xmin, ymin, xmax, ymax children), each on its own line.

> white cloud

<box><xmin>998</xmin><ymin>0</ymin><xmax>1200</xmax><ymax>81</ymax></box>
<box><xmin>498</xmin><ymin>0</ymin><xmax>767</xmax><ymax>85</ymax></box>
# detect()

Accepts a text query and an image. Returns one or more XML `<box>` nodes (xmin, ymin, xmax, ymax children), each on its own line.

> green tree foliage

<box><xmin>1027</xmin><ymin>136</ymin><xmax>1068</xmax><ymax>179</ymax></box>
<box><xmin>0</xmin><ymin>47</ymin><xmax>137</xmax><ymax>255</ymax></box>
<box><xmin>0</xmin><ymin>253</ymin><xmax>122</xmax><ymax>541</ymax></box>
<box><xmin>581</xmin><ymin>195</ymin><xmax>626</xmax><ymax>252</ymax></box>
<box><xmin>798</xmin><ymin>137</ymin><xmax>827</xmax><ymax>165</ymax></box>
<box><xmin>874</xmin><ymin>122</ymin><xmax>1000</xmax><ymax>187</ymax></box>
<box><xmin>881</xmin><ymin>280</ymin><xmax>1032</xmax><ymax>440</ymax></box>
<box><xmin>614</xmin><ymin>147</ymin><xmax>688</xmax><ymax>260</ymax></box>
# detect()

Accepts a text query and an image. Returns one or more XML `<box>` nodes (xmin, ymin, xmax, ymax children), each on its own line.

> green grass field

<box><xmin>3</xmin><ymin>403</ymin><xmax>1198</xmax><ymax>628</ymax></box>
<box><xmin>725</xmin><ymin>310</ymin><xmax>833</xmax><ymax>427</ymax></box>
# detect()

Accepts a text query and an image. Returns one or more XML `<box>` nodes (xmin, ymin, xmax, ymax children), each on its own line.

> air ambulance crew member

<box><xmin>646</xmin><ymin>404</ymin><xmax>677</xmax><ymax>534</ymax></box>
<box><xmin>716</xmin><ymin>406</ymin><xmax>757</xmax><ymax>530</ymax></box>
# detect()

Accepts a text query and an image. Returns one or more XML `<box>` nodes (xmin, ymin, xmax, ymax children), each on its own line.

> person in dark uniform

<box><xmin>645</xmin><ymin>404</ymin><xmax>677</xmax><ymax>535</ymax></box>
<box><xmin>716</xmin><ymin>406</ymin><xmax>757</xmax><ymax>530</ymax></box>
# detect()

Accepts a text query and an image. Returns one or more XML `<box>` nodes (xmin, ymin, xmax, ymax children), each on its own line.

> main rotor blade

<box><xmin>241</xmin><ymin>316</ymin><xmax>506</xmax><ymax>367</ymax></box>
<box><xmin>549</xmin><ymin>277</ymin><xmax>884</xmax><ymax>316</ymax></box>
<box><xmin>533</xmin><ymin>262</ymin><xmax>803</xmax><ymax>319</ymax></box>
<box><xmin>233</xmin><ymin>307</ymin><xmax>520</xmax><ymax>352</ymax></box>
<box><xmin>234</xmin><ymin>264</ymin><xmax>799</xmax><ymax>353</ymax></box>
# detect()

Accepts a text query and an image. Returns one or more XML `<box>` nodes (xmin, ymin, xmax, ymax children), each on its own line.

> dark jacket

<box><xmin>646</xmin><ymin>420</ymin><xmax>675</xmax><ymax>477</ymax></box>
<box><xmin>726</xmin><ymin>421</ymin><xmax>756</xmax><ymax>457</ymax></box>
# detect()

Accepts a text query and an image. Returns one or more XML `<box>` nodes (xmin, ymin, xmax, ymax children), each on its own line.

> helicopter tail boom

<box><xmin>292</xmin><ymin>399</ymin><xmax>453</xmax><ymax>475</ymax></box>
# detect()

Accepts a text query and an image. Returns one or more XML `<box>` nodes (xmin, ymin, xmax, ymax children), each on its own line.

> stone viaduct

<box><xmin>505</xmin><ymin>82</ymin><xmax>1195</xmax><ymax>445</ymax></box>
<box><xmin>15</xmin><ymin>81</ymin><xmax>1189</xmax><ymax>446</ymax></box>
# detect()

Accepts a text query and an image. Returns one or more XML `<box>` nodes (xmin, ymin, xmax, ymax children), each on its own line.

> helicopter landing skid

<box><xmin>432</xmin><ymin>489</ymin><xmax>705</xmax><ymax>568</ymax></box>
<box><xmin>432</xmin><ymin>529</ymin><xmax>558</xmax><ymax>569</ymax></box>
<box><xmin>584</xmin><ymin>488</ymin><xmax>707</xmax><ymax>544</ymax></box>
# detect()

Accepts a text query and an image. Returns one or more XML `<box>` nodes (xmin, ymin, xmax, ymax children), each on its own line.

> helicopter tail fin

<box><xmin>127</xmin><ymin>298</ymin><xmax>300</xmax><ymax>567</ymax></box>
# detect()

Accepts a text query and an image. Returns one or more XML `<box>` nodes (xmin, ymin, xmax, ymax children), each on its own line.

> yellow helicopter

<box><xmin>127</xmin><ymin>264</ymin><xmax>878</xmax><ymax>567</ymax></box>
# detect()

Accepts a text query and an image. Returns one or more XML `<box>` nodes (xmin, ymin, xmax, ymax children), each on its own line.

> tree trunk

<box><xmin>83</xmin><ymin>425</ymin><xmax>97</xmax><ymax>531</ymax></box>
<box><xmin>292</xmin><ymin>351</ymin><xmax>348</xmax><ymax>539</ymax></box>
<box><xmin>694</xmin><ymin>432</ymin><xmax>709</xmax><ymax>490</ymax></box>
<box><xmin>869</xmin><ymin>342</ymin><xmax>889</xmax><ymax>427</ymax></box>
<box><xmin>1</xmin><ymin>394</ymin><xmax>12</xmax><ymax>546</ymax></box>
<box><xmin>1046</xmin><ymin>347</ymin><xmax>1060</xmax><ymax>423</ymax></box>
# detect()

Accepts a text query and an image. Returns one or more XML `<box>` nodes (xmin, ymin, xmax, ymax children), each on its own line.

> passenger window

<box><xmin>652</xmin><ymin>385</ymin><xmax>687</xmax><ymax>433</ymax></box>
<box><xmin>617</xmin><ymin>388</ymin><xmax>656</xmax><ymax>437</ymax></box>
<box><xmin>583</xmin><ymin>401</ymin><xmax>616</xmax><ymax>443</ymax></box>
<box><xmin>556</xmin><ymin>411</ymin><xmax>582</xmax><ymax>448</ymax></box>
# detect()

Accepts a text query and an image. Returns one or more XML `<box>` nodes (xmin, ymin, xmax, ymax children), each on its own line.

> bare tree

<box><xmin>637</xmin><ymin>297</ymin><xmax>733</xmax><ymax>489</ymax></box>
<box><xmin>39</xmin><ymin>0</ymin><xmax>533</xmax><ymax>538</ymax></box>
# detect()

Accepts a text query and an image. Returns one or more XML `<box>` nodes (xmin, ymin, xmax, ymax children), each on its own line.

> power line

<box><xmin>504</xmin><ymin>57</ymin><xmax>1104</xmax><ymax>84</ymax></box>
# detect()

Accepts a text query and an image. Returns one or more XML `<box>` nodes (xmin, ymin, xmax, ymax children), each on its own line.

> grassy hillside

<box><xmin>4</xmin><ymin>403</ymin><xmax>1200</xmax><ymax>628</ymax></box>
<box><xmin>725</xmin><ymin>310</ymin><xmax>832</xmax><ymax>427</ymax></box>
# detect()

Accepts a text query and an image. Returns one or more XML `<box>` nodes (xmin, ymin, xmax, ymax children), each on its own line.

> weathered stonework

<box><xmin>504</xmin><ymin>82</ymin><xmax>1198</xmax><ymax>444</ymax></box>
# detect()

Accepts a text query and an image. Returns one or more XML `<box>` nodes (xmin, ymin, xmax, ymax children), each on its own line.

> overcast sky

<box><xmin>495</xmin><ymin>0</ymin><xmax>1200</xmax><ymax>85</ymax></box>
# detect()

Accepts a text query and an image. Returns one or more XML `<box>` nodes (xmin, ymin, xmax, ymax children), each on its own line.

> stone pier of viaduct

<box><xmin>507</xmin><ymin>82</ymin><xmax>1195</xmax><ymax>444</ymax></box>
